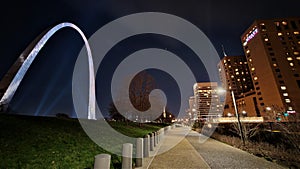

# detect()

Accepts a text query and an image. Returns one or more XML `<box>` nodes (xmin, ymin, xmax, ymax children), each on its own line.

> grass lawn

<box><xmin>0</xmin><ymin>113</ymin><xmax>166</xmax><ymax>169</ymax></box>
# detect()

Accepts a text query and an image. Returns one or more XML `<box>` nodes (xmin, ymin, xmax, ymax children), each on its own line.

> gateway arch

<box><xmin>0</xmin><ymin>22</ymin><xmax>96</xmax><ymax>120</ymax></box>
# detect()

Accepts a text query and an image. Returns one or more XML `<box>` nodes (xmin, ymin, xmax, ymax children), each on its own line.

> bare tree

<box><xmin>230</xmin><ymin>122</ymin><xmax>262</xmax><ymax>143</ymax></box>
<box><xmin>108</xmin><ymin>102</ymin><xmax>125</xmax><ymax>122</ymax></box>
<box><xmin>129</xmin><ymin>71</ymin><xmax>156</xmax><ymax>112</ymax></box>
<box><xmin>108</xmin><ymin>71</ymin><xmax>158</xmax><ymax>125</ymax></box>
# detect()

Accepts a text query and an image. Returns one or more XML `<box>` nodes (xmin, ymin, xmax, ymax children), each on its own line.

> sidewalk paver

<box><xmin>139</xmin><ymin>126</ymin><xmax>210</xmax><ymax>169</ymax></box>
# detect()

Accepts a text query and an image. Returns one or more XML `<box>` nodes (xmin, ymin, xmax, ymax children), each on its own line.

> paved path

<box><xmin>141</xmin><ymin>126</ymin><xmax>287</xmax><ymax>169</ymax></box>
<box><xmin>147</xmin><ymin>127</ymin><xmax>210</xmax><ymax>169</ymax></box>
<box><xmin>186</xmin><ymin>130</ymin><xmax>286</xmax><ymax>169</ymax></box>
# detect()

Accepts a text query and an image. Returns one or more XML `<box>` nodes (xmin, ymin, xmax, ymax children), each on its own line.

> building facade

<box><xmin>241</xmin><ymin>17</ymin><xmax>300</xmax><ymax>121</ymax></box>
<box><xmin>187</xmin><ymin>96</ymin><xmax>197</xmax><ymax>121</ymax></box>
<box><xmin>217</xmin><ymin>55</ymin><xmax>258</xmax><ymax>117</ymax></box>
<box><xmin>193</xmin><ymin>82</ymin><xmax>222</xmax><ymax>120</ymax></box>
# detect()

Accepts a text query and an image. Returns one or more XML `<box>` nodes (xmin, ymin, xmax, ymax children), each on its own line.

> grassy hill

<box><xmin>0</xmin><ymin>113</ymin><xmax>165</xmax><ymax>169</ymax></box>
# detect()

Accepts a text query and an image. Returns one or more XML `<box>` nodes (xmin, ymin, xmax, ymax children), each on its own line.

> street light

<box><xmin>231</xmin><ymin>91</ymin><xmax>246</xmax><ymax>145</ymax></box>
<box><xmin>217</xmin><ymin>88</ymin><xmax>245</xmax><ymax>145</ymax></box>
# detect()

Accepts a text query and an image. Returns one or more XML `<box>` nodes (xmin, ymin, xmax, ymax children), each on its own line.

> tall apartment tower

<box><xmin>188</xmin><ymin>96</ymin><xmax>197</xmax><ymax>120</ymax></box>
<box><xmin>193</xmin><ymin>82</ymin><xmax>221</xmax><ymax>120</ymax></box>
<box><xmin>218</xmin><ymin>55</ymin><xmax>254</xmax><ymax>97</ymax></box>
<box><xmin>218</xmin><ymin>55</ymin><xmax>256</xmax><ymax>116</ymax></box>
<box><xmin>241</xmin><ymin>17</ymin><xmax>300</xmax><ymax>120</ymax></box>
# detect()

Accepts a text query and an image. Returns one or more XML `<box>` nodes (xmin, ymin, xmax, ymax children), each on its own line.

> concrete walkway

<box><xmin>186</xmin><ymin>131</ymin><xmax>286</xmax><ymax>169</ymax></box>
<box><xmin>138</xmin><ymin>126</ymin><xmax>210</xmax><ymax>169</ymax></box>
<box><xmin>138</xmin><ymin>125</ymin><xmax>286</xmax><ymax>169</ymax></box>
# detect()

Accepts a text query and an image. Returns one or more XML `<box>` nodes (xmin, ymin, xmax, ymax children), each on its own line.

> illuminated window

<box><xmin>240</xmin><ymin>62</ymin><xmax>243</xmax><ymax>64</ymax></box>
<box><xmin>283</xmin><ymin>93</ymin><xmax>288</xmax><ymax>96</ymax></box>
<box><xmin>264</xmin><ymin>38</ymin><xmax>269</xmax><ymax>42</ymax></box>
<box><xmin>244</xmin><ymin>62</ymin><xmax>247</xmax><ymax>64</ymax></box>
<box><xmin>296</xmin><ymin>57</ymin><xmax>300</xmax><ymax>60</ymax></box>
<box><xmin>246</xmin><ymin>50</ymin><xmax>250</xmax><ymax>54</ymax></box>
<box><xmin>290</xmin><ymin>62</ymin><xmax>294</xmax><ymax>67</ymax></box>
<box><xmin>235</xmin><ymin>68</ymin><xmax>238</xmax><ymax>71</ymax></box>
<box><xmin>251</xmin><ymin>67</ymin><xmax>255</xmax><ymax>71</ymax></box>
<box><xmin>278</xmin><ymin>32</ymin><xmax>283</xmax><ymax>36</ymax></box>
<box><xmin>294</xmin><ymin>31</ymin><xmax>300</xmax><ymax>35</ymax></box>
<box><xmin>298</xmin><ymin>41</ymin><xmax>300</xmax><ymax>45</ymax></box>
<box><xmin>281</xmin><ymin>86</ymin><xmax>287</xmax><ymax>90</ymax></box>
<box><xmin>223</xmin><ymin>60</ymin><xmax>226</xmax><ymax>63</ymax></box>
<box><xmin>237</xmin><ymin>79</ymin><xmax>240</xmax><ymax>81</ymax></box>
<box><xmin>294</xmin><ymin>51</ymin><xmax>300</xmax><ymax>55</ymax></box>
<box><xmin>285</xmin><ymin>99</ymin><xmax>291</xmax><ymax>103</ymax></box>
<box><xmin>243</xmin><ymin>78</ymin><xmax>246</xmax><ymax>81</ymax></box>
<box><xmin>236</xmin><ymin>72</ymin><xmax>239</xmax><ymax>75</ymax></box>
<box><xmin>287</xmin><ymin>57</ymin><xmax>293</xmax><ymax>61</ymax></box>
<box><xmin>229</xmin><ymin>86</ymin><xmax>232</xmax><ymax>89</ymax></box>
<box><xmin>273</xmin><ymin>63</ymin><xmax>277</xmax><ymax>67</ymax></box>
<box><xmin>283</xmin><ymin>22</ymin><xmax>289</xmax><ymax>29</ymax></box>
<box><xmin>288</xmin><ymin>107</ymin><xmax>293</xmax><ymax>110</ymax></box>
<box><xmin>231</xmin><ymin>75</ymin><xmax>234</xmax><ymax>78</ymax></box>
<box><xmin>228</xmin><ymin>65</ymin><xmax>231</xmax><ymax>68</ymax></box>
<box><xmin>249</xmin><ymin>58</ymin><xmax>252</xmax><ymax>62</ymax></box>
<box><xmin>254</xmin><ymin>77</ymin><xmax>258</xmax><ymax>80</ymax></box>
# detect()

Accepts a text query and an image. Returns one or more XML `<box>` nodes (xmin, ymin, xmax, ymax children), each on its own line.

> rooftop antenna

<box><xmin>221</xmin><ymin>45</ymin><xmax>227</xmax><ymax>57</ymax></box>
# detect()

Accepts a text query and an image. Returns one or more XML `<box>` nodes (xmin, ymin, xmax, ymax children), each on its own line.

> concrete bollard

<box><xmin>155</xmin><ymin>131</ymin><xmax>159</xmax><ymax>145</ymax></box>
<box><xmin>153</xmin><ymin>132</ymin><xmax>157</xmax><ymax>147</ymax></box>
<box><xmin>136</xmin><ymin>138</ymin><xmax>143</xmax><ymax>167</ymax></box>
<box><xmin>122</xmin><ymin>143</ymin><xmax>133</xmax><ymax>169</ymax></box>
<box><xmin>144</xmin><ymin>134</ymin><xmax>150</xmax><ymax>157</ymax></box>
<box><xmin>150</xmin><ymin>133</ymin><xmax>154</xmax><ymax>151</ymax></box>
<box><xmin>94</xmin><ymin>154</ymin><xmax>111</xmax><ymax>169</ymax></box>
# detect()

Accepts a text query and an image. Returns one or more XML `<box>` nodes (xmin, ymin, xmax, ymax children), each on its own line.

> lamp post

<box><xmin>217</xmin><ymin>88</ymin><xmax>245</xmax><ymax>145</ymax></box>
<box><xmin>231</xmin><ymin>91</ymin><xmax>245</xmax><ymax>145</ymax></box>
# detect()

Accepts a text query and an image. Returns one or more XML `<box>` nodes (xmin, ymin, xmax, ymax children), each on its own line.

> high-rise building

<box><xmin>241</xmin><ymin>17</ymin><xmax>300</xmax><ymax>121</ymax></box>
<box><xmin>188</xmin><ymin>96</ymin><xmax>196</xmax><ymax>112</ymax></box>
<box><xmin>193</xmin><ymin>82</ymin><xmax>221</xmax><ymax>120</ymax></box>
<box><xmin>218</xmin><ymin>55</ymin><xmax>253</xmax><ymax>96</ymax></box>
<box><xmin>188</xmin><ymin>96</ymin><xmax>197</xmax><ymax>120</ymax></box>
<box><xmin>218</xmin><ymin>55</ymin><xmax>257</xmax><ymax>117</ymax></box>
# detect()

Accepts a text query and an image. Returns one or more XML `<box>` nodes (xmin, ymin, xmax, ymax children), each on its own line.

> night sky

<box><xmin>0</xmin><ymin>0</ymin><xmax>299</xmax><ymax>118</ymax></box>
